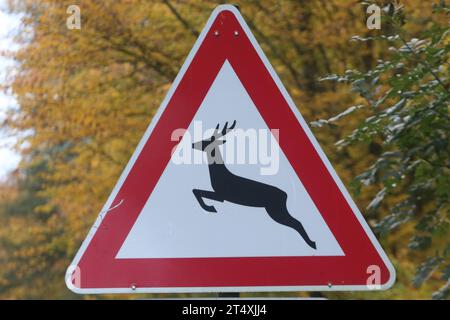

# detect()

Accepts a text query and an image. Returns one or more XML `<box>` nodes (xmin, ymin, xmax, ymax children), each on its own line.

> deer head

<box><xmin>192</xmin><ymin>121</ymin><xmax>236</xmax><ymax>156</ymax></box>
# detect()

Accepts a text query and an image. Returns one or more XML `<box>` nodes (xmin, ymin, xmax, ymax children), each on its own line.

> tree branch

<box><xmin>162</xmin><ymin>0</ymin><xmax>199</xmax><ymax>38</ymax></box>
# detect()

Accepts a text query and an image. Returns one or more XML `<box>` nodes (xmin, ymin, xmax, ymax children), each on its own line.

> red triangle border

<box><xmin>66</xmin><ymin>5</ymin><xmax>395</xmax><ymax>293</ymax></box>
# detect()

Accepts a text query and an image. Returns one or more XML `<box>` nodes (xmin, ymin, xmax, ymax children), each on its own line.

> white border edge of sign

<box><xmin>66</xmin><ymin>4</ymin><xmax>396</xmax><ymax>294</ymax></box>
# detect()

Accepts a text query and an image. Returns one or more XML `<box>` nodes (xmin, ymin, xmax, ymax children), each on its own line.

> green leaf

<box><xmin>432</xmin><ymin>282</ymin><xmax>449</xmax><ymax>300</ymax></box>
<box><xmin>375</xmin><ymin>200</ymin><xmax>415</xmax><ymax>236</ymax></box>
<box><xmin>413</xmin><ymin>256</ymin><xmax>443</xmax><ymax>288</ymax></box>
<box><xmin>441</xmin><ymin>264</ymin><xmax>450</xmax><ymax>281</ymax></box>
<box><xmin>367</xmin><ymin>188</ymin><xmax>386</xmax><ymax>212</ymax></box>
<box><xmin>408</xmin><ymin>235</ymin><xmax>432</xmax><ymax>251</ymax></box>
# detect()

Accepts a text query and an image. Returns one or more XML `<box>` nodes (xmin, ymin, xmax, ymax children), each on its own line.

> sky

<box><xmin>0</xmin><ymin>0</ymin><xmax>22</xmax><ymax>180</ymax></box>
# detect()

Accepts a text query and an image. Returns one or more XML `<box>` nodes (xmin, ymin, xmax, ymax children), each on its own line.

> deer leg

<box><xmin>192</xmin><ymin>189</ymin><xmax>224</xmax><ymax>213</ymax></box>
<box><xmin>265</xmin><ymin>198</ymin><xmax>317</xmax><ymax>250</ymax></box>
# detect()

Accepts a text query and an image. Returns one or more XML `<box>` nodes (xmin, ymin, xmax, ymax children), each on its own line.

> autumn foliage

<box><xmin>0</xmin><ymin>0</ymin><xmax>448</xmax><ymax>299</ymax></box>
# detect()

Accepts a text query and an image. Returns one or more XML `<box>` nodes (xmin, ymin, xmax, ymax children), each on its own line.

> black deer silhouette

<box><xmin>191</xmin><ymin>121</ymin><xmax>317</xmax><ymax>249</ymax></box>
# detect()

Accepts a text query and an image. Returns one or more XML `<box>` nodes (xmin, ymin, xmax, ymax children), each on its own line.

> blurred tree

<box><xmin>0</xmin><ymin>156</ymin><xmax>73</xmax><ymax>298</ymax></box>
<box><xmin>0</xmin><ymin>0</ymin><xmax>446</xmax><ymax>298</ymax></box>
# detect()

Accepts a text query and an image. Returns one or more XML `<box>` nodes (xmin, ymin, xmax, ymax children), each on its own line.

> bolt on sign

<box><xmin>66</xmin><ymin>5</ymin><xmax>395</xmax><ymax>294</ymax></box>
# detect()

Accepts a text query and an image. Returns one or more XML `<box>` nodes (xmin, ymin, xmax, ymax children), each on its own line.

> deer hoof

<box><xmin>203</xmin><ymin>205</ymin><xmax>217</xmax><ymax>213</ymax></box>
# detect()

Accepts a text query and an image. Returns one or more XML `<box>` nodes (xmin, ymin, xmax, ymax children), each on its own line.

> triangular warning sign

<box><xmin>66</xmin><ymin>5</ymin><xmax>395</xmax><ymax>293</ymax></box>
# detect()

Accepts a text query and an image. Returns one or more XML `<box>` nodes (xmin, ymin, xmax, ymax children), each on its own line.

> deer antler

<box><xmin>215</xmin><ymin>120</ymin><xmax>236</xmax><ymax>138</ymax></box>
<box><xmin>213</xmin><ymin>123</ymin><xmax>220</xmax><ymax>137</ymax></box>
<box><xmin>221</xmin><ymin>122</ymin><xmax>229</xmax><ymax>136</ymax></box>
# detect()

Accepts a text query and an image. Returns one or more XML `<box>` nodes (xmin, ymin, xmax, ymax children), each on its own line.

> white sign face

<box><xmin>66</xmin><ymin>5</ymin><xmax>395</xmax><ymax>294</ymax></box>
<box><xmin>117</xmin><ymin>61</ymin><xmax>344</xmax><ymax>259</ymax></box>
